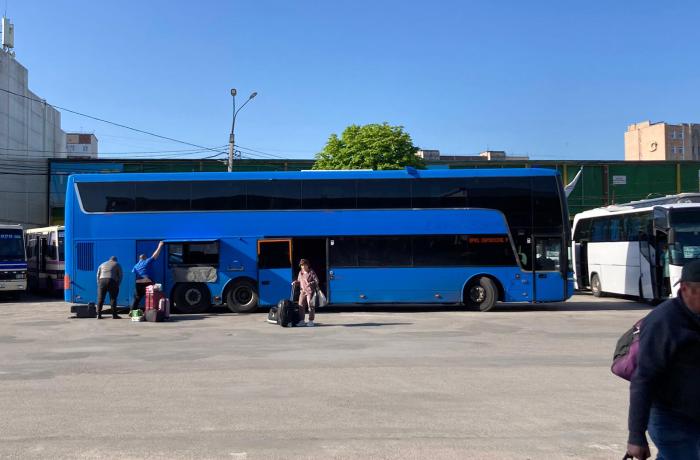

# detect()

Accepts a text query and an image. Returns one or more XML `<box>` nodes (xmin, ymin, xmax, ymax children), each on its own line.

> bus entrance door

<box><xmin>257</xmin><ymin>239</ymin><xmax>293</xmax><ymax>306</ymax></box>
<box><xmin>533</xmin><ymin>236</ymin><xmax>565</xmax><ymax>302</ymax></box>
<box><xmin>639</xmin><ymin>240</ymin><xmax>655</xmax><ymax>300</ymax></box>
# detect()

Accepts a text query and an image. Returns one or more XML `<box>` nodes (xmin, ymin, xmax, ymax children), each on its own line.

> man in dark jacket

<box><xmin>627</xmin><ymin>259</ymin><xmax>700</xmax><ymax>459</ymax></box>
<box><xmin>96</xmin><ymin>256</ymin><xmax>123</xmax><ymax>319</ymax></box>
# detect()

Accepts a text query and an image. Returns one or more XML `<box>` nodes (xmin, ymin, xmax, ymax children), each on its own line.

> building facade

<box><xmin>416</xmin><ymin>149</ymin><xmax>529</xmax><ymax>161</ymax></box>
<box><xmin>624</xmin><ymin>121</ymin><xmax>700</xmax><ymax>161</ymax></box>
<box><xmin>0</xmin><ymin>46</ymin><xmax>66</xmax><ymax>228</ymax></box>
<box><xmin>65</xmin><ymin>133</ymin><xmax>98</xmax><ymax>159</ymax></box>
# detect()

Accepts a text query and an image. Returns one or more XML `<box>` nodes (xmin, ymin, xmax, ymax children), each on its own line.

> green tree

<box><xmin>313</xmin><ymin>123</ymin><xmax>424</xmax><ymax>170</ymax></box>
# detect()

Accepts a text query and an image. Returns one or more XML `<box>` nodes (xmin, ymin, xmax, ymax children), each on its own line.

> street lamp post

<box><xmin>228</xmin><ymin>88</ymin><xmax>258</xmax><ymax>172</ymax></box>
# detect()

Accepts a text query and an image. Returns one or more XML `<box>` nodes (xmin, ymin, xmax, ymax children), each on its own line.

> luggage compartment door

<box><xmin>257</xmin><ymin>239</ymin><xmax>293</xmax><ymax>306</ymax></box>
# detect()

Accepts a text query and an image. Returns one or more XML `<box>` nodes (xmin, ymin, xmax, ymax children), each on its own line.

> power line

<box><xmin>0</xmin><ymin>87</ymin><xmax>224</xmax><ymax>156</ymax></box>
<box><xmin>0</xmin><ymin>145</ymin><xmax>228</xmax><ymax>157</ymax></box>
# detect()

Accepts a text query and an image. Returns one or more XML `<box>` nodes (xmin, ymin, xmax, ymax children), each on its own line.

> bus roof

<box><xmin>574</xmin><ymin>200</ymin><xmax>700</xmax><ymax>220</ymax></box>
<box><xmin>66</xmin><ymin>168</ymin><xmax>559</xmax><ymax>183</ymax></box>
<box><xmin>25</xmin><ymin>226</ymin><xmax>64</xmax><ymax>234</ymax></box>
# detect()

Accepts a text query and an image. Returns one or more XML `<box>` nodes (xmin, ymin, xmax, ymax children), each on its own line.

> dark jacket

<box><xmin>628</xmin><ymin>295</ymin><xmax>700</xmax><ymax>446</ymax></box>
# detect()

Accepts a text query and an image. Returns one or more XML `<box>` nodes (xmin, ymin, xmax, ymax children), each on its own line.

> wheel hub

<box><xmin>233</xmin><ymin>286</ymin><xmax>252</xmax><ymax>304</ymax></box>
<box><xmin>185</xmin><ymin>288</ymin><xmax>202</xmax><ymax>305</ymax></box>
<box><xmin>470</xmin><ymin>286</ymin><xmax>485</xmax><ymax>303</ymax></box>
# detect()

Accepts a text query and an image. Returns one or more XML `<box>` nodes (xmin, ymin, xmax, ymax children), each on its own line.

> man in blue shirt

<box><xmin>129</xmin><ymin>241</ymin><xmax>165</xmax><ymax>313</ymax></box>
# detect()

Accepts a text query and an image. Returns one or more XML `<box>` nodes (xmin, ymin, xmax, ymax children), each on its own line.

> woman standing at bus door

<box><xmin>129</xmin><ymin>241</ymin><xmax>165</xmax><ymax>314</ymax></box>
<box><xmin>292</xmin><ymin>259</ymin><xmax>319</xmax><ymax>327</ymax></box>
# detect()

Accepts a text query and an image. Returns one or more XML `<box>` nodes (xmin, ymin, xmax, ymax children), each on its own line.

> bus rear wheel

<box><xmin>466</xmin><ymin>277</ymin><xmax>497</xmax><ymax>312</ymax></box>
<box><xmin>172</xmin><ymin>283</ymin><xmax>211</xmax><ymax>314</ymax></box>
<box><xmin>591</xmin><ymin>274</ymin><xmax>603</xmax><ymax>298</ymax></box>
<box><xmin>226</xmin><ymin>280</ymin><xmax>259</xmax><ymax>313</ymax></box>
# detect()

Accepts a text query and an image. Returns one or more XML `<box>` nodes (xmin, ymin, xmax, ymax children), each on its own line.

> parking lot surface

<box><xmin>0</xmin><ymin>294</ymin><xmax>653</xmax><ymax>459</ymax></box>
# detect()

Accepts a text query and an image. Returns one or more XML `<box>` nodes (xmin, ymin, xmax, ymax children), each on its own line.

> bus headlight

<box><xmin>16</xmin><ymin>272</ymin><xmax>26</xmax><ymax>279</ymax></box>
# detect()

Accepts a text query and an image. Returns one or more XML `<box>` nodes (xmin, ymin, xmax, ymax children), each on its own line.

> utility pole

<box><xmin>228</xmin><ymin>88</ymin><xmax>257</xmax><ymax>172</ymax></box>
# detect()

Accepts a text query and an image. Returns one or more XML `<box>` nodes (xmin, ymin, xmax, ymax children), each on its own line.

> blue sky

<box><xmin>9</xmin><ymin>0</ymin><xmax>700</xmax><ymax>160</ymax></box>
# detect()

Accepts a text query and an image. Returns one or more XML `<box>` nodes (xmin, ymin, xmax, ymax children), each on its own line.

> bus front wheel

<box><xmin>465</xmin><ymin>277</ymin><xmax>497</xmax><ymax>312</ymax></box>
<box><xmin>591</xmin><ymin>274</ymin><xmax>603</xmax><ymax>298</ymax></box>
<box><xmin>173</xmin><ymin>283</ymin><xmax>211</xmax><ymax>314</ymax></box>
<box><xmin>226</xmin><ymin>280</ymin><xmax>259</xmax><ymax>313</ymax></box>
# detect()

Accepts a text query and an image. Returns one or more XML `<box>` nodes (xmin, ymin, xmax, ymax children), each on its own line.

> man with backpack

<box><xmin>626</xmin><ymin>259</ymin><xmax>700</xmax><ymax>459</ymax></box>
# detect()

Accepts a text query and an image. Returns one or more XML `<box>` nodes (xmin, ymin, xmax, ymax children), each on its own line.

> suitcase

<box><xmin>277</xmin><ymin>285</ymin><xmax>302</xmax><ymax>327</ymax></box>
<box><xmin>71</xmin><ymin>303</ymin><xmax>96</xmax><ymax>318</ymax></box>
<box><xmin>158</xmin><ymin>297</ymin><xmax>171</xmax><ymax>319</ymax></box>
<box><xmin>145</xmin><ymin>285</ymin><xmax>169</xmax><ymax>322</ymax></box>
<box><xmin>145</xmin><ymin>308</ymin><xmax>166</xmax><ymax>322</ymax></box>
<box><xmin>145</xmin><ymin>286</ymin><xmax>166</xmax><ymax>311</ymax></box>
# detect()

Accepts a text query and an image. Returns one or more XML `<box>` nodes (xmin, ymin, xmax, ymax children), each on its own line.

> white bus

<box><xmin>0</xmin><ymin>224</ymin><xmax>27</xmax><ymax>295</ymax></box>
<box><xmin>26</xmin><ymin>226</ymin><xmax>65</xmax><ymax>295</ymax></box>
<box><xmin>572</xmin><ymin>193</ymin><xmax>700</xmax><ymax>302</ymax></box>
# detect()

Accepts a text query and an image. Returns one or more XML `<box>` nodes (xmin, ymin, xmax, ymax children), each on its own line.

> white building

<box><xmin>0</xmin><ymin>18</ymin><xmax>66</xmax><ymax>228</ymax></box>
<box><xmin>66</xmin><ymin>133</ymin><xmax>98</xmax><ymax>159</ymax></box>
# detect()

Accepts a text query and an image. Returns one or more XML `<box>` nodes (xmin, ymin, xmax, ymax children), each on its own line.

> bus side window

<box><xmin>168</xmin><ymin>242</ymin><xmax>219</xmax><ymax>267</ymax></box>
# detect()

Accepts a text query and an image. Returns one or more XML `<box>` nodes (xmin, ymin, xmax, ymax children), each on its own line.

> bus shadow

<box><xmin>316</xmin><ymin>322</ymin><xmax>412</xmax><ymax>328</ymax></box>
<box><xmin>166</xmin><ymin>314</ymin><xmax>210</xmax><ymax>322</ymax></box>
<box><xmin>494</xmin><ymin>302</ymin><xmax>653</xmax><ymax>312</ymax></box>
<box><xmin>307</xmin><ymin>300</ymin><xmax>652</xmax><ymax>314</ymax></box>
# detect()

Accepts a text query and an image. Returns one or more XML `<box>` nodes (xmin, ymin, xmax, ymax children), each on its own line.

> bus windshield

<box><xmin>58</xmin><ymin>230</ymin><xmax>65</xmax><ymax>261</ymax></box>
<box><xmin>670</xmin><ymin>209</ymin><xmax>700</xmax><ymax>264</ymax></box>
<box><xmin>0</xmin><ymin>229</ymin><xmax>25</xmax><ymax>262</ymax></box>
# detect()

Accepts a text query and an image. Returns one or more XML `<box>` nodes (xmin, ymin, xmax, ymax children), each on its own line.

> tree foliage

<box><xmin>313</xmin><ymin>123</ymin><xmax>424</xmax><ymax>170</ymax></box>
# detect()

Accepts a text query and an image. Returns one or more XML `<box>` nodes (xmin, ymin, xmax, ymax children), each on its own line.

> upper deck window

<box><xmin>75</xmin><ymin>175</ymin><xmax>564</xmax><ymax>230</ymax></box>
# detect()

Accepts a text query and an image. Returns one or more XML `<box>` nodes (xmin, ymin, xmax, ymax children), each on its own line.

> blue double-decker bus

<box><xmin>64</xmin><ymin>168</ymin><xmax>573</xmax><ymax>313</ymax></box>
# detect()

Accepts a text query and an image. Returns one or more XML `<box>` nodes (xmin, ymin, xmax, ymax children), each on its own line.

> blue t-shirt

<box><xmin>132</xmin><ymin>257</ymin><xmax>155</xmax><ymax>280</ymax></box>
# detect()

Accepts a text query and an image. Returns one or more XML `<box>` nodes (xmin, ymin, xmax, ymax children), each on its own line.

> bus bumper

<box><xmin>0</xmin><ymin>280</ymin><xmax>27</xmax><ymax>292</ymax></box>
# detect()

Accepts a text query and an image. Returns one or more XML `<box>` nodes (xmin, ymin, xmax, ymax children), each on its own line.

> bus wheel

<box><xmin>226</xmin><ymin>280</ymin><xmax>259</xmax><ymax>313</ymax></box>
<box><xmin>591</xmin><ymin>274</ymin><xmax>603</xmax><ymax>298</ymax></box>
<box><xmin>173</xmin><ymin>283</ymin><xmax>211</xmax><ymax>314</ymax></box>
<box><xmin>466</xmin><ymin>277</ymin><xmax>497</xmax><ymax>312</ymax></box>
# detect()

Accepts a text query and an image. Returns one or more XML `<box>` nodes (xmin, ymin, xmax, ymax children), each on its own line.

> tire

<box><xmin>226</xmin><ymin>279</ymin><xmax>259</xmax><ymax>313</ymax></box>
<box><xmin>465</xmin><ymin>277</ymin><xmax>497</xmax><ymax>312</ymax></box>
<box><xmin>172</xmin><ymin>283</ymin><xmax>211</xmax><ymax>314</ymax></box>
<box><xmin>591</xmin><ymin>274</ymin><xmax>603</xmax><ymax>298</ymax></box>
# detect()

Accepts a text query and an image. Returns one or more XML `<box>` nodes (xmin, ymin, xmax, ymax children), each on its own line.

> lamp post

<box><xmin>228</xmin><ymin>88</ymin><xmax>258</xmax><ymax>172</ymax></box>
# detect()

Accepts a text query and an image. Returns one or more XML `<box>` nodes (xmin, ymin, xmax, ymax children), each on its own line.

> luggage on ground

<box><xmin>145</xmin><ymin>308</ymin><xmax>166</xmax><ymax>322</ymax></box>
<box><xmin>158</xmin><ymin>297</ymin><xmax>171</xmax><ymax>319</ymax></box>
<box><xmin>611</xmin><ymin>318</ymin><xmax>643</xmax><ymax>380</ymax></box>
<box><xmin>145</xmin><ymin>284</ymin><xmax>166</xmax><ymax>311</ymax></box>
<box><xmin>267</xmin><ymin>305</ymin><xmax>279</xmax><ymax>324</ymax></box>
<box><xmin>71</xmin><ymin>303</ymin><xmax>96</xmax><ymax>318</ymax></box>
<box><xmin>130</xmin><ymin>309</ymin><xmax>145</xmax><ymax>322</ymax></box>
<box><xmin>278</xmin><ymin>298</ymin><xmax>300</xmax><ymax>327</ymax></box>
<box><xmin>276</xmin><ymin>285</ymin><xmax>301</xmax><ymax>327</ymax></box>
<box><xmin>144</xmin><ymin>284</ymin><xmax>169</xmax><ymax>322</ymax></box>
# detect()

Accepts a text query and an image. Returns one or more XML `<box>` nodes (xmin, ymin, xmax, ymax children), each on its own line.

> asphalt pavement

<box><xmin>0</xmin><ymin>294</ymin><xmax>654</xmax><ymax>459</ymax></box>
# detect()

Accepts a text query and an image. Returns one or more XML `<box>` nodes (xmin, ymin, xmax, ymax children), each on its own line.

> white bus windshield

<box><xmin>670</xmin><ymin>210</ymin><xmax>700</xmax><ymax>264</ymax></box>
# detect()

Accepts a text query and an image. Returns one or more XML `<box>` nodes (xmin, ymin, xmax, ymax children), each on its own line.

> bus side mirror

<box><xmin>668</xmin><ymin>229</ymin><xmax>676</xmax><ymax>244</ymax></box>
